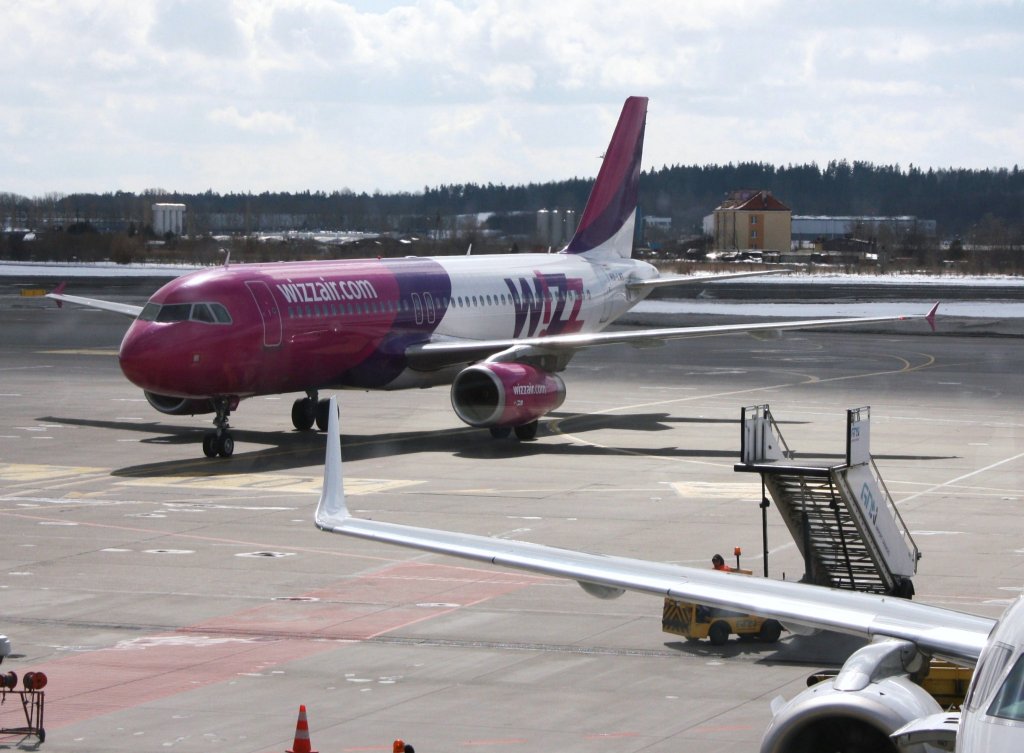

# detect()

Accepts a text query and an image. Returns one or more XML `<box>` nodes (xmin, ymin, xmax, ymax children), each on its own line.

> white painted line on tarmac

<box><xmin>896</xmin><ymin>450</ymin><xmax>1024</xmax><ymax>506</ymax></box>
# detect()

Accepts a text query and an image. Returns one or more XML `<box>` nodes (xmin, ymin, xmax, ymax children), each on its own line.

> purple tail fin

<box><xmin>563</xmin><ymin>96</ymin><xmax>647</xmax><ymax>259</ymax></box>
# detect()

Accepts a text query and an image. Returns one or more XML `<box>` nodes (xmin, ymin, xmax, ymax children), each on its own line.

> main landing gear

<box><xmin>200</xmin><ymin>391</ymin><xmax>327</xmax><ymax>459</ymax></box>
<box><xmin>203</xmin><ymin>397</ymin><xmax>235</xmax><ymax>458</ymax></box>
<box><xmin>488</xmin><ymin>420</ymin><xmax>539</xmax><ymax>441</ymax></box>
<box><xmin>291</xmin><ymin>390</ymin><xmax>333</xmax><ymax>432</ymax></box>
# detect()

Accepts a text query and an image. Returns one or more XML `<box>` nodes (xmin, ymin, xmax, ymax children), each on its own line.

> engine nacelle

<box><xmin>144</xmin><ymin>391</ymin><xmax>215</xmax><ymax>416</ymax></box>
<box><xmin>577</xmin><ymin>581</ymin><xmax>626</xmax><ymax>600</ymax></box>
<box><xmin>761</xmin><ymin>673</ymin><xmax>943</xmax><ymax>753</ymax></box>
<box><xmin>451</xmin><ymin>363</ymin><xmax>566</xmax><ymax>428</ymax></box>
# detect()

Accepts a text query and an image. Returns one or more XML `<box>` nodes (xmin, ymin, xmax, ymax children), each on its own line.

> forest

<box><xmin>2</xmin><ymin>160</ymin><xmax>1022</xmax><ymax>268</ymax></box>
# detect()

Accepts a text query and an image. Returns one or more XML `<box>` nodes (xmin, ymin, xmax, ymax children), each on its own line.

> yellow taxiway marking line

<box><xmin>117</xmin><ymin>474</ymin><xmax>420</xmax><ymax>496</ymax></box>
<box><xmin>37</xmin><ymin>348</ymin><xmax>120</xmax><ymax>356</ymax></box>
<box><xmin>0</xmin><ymin>462</ymin><xmax>418</xmax><ymax>496</ymax></box>
<box><xmin>669</xmin><ymin>481</ymin><xmax>763</xmax><ymax>499</ymax></box>
<box><xmin>0</xmin><ymin>462</ymin><xmax>107</xmax><ymax>482</ymax></box>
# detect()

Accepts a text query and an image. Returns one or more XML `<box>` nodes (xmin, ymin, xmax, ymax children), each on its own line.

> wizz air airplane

<box><xmin>315</xmin><ymin>398</ymin><xmax>1018</xmax><ymax>753</ymax></box>
<box><xmin>49</xmin><ymin>96</ymin><xmax>936</xmax><ymax>458</ymax></box>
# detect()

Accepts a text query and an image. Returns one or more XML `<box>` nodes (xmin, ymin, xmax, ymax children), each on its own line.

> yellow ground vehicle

<box><xmin>662</xmin><ymin>597</ymin><xmax>784</xmax><ymax>646</ymax></box>
<box><xmin>808</xmin><ymin>659</ymin><xmax>973</xmax><ymax>709</ymax></box>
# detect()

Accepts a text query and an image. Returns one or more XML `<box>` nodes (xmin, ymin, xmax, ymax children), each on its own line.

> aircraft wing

<box><xmin>404</xmin><ymin>303</ymin><xmax>939</xmax><ymax>371</ymax></box>
<box><xmin>47</xmin><ymin>284</ymin><xmax>143</xmax><ymax>318</ymax></box>
<box><xmin>625</xmin><ymin>269</ymin><xmax>789</xmax><ymax>291</ymax></box>
<box><xmin>315</xmin><ymin>396</ymin><xmax>991</xmax><ymax>665</ymax></box>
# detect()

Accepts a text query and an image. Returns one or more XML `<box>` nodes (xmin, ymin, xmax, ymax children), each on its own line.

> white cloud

<box><xmin>208</xmin><ymin>106</ymin><xmax>298</xmax><ymax>135</ymax></box>
<box><xmin>0</xmin><ymin>0</ymin><xmax>1021</xmax><ymax>195</ymax></box>
<box><xmin>861</xmin><ymin>34</ymin><xmax>938</xmax><ymax>65</ymax></box>
<box><xmin>482</xmin><ymin>64</ymin><xmax>536</xmax><ymax>95</ymax></box>
<box><xmin>147</xmin><ymin>0</ymin><xmax>247</xmax><ymax>57</ymax></box>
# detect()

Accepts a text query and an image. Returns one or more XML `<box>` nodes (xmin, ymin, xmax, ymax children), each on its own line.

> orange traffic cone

<box><xmin>286</xmin><ymin>705</ymin><xmax>318</xmax><ymax>753</ymax></box>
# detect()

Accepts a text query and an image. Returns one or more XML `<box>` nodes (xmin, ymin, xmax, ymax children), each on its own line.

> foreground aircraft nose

<box><xmin>118</xmin><ymin>322</ymin><xmax>163</xmax><ymax>391</ymax></box>
<box><xmin>119</xmin><ymin>320</ymin><xmax>211</xmax><ymax>395</ymax></box>
<box><xmin>119</xmin><ymin>315</ymin><xmax>251</xmax><ymax>399</ymax></box>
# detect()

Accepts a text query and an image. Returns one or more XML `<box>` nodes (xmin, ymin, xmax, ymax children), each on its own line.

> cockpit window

<box><xmin>968</xmin><ymin>642</ymin><xmax>1013</xmax><ymax>711</ymax></box>
<box><xmin>142</xmin><ymin>302</ymin><xmax>233</xmax><ymax>325</ymax></box>
<box><xmin>209</xmin><ymin>303</ymin><xmax>232</xmax><ymax>323</ymax></box>
<box><xmin>156</xmin><ymin>303</ymin><xmax>193</xmax><ymax>322</ymax></box>
<box><xmin>139</xmin><ymin>302</ymin><xmax>161</xmax><ymax>321</ymax></box>
<box><xmin>988</xmin><ymin>653</ymin><xmax>1024</xmax><ymax>722</ymax></box>
<box><xmin>192</xmin><ymin>303</ymin><xmax>216</xmax><ymax>323</ymax></box>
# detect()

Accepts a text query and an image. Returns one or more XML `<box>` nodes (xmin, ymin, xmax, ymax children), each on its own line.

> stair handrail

<box><xmin>766</xmin><ymin>405</ymin><xmax>794</xmax><ymax>460</ymax></box>
<box><xmin>740</xmin><ymin>404</ymin><xmax>794</xmax><ymax>464</ymax></box>
<box><xmin>868</xmin><ymin>457</ymin><xmax>921</xmax><ymax>572</ymax></box>
<box><xmin>829</xmin><ymin>467</ymin><xmax>894</xmax><ymax>593</ymax></box>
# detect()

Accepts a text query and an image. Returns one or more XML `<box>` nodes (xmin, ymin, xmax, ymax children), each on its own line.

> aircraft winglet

<box><xmin>50</xmin><ymin>281</ymin><xmax>67</xmax><ymax>308</ymax></box>
<box><xmin>926</xmin><ymin>301</ymin><xmax>939</xmax><ymax>332</ymax></box>
<box><xmin>314</xmin><ymin>396</ymin><xmax>349</xmax><ymax>530</ymax></box>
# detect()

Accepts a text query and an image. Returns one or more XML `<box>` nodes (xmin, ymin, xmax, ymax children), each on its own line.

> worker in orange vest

<box><xmin>712</xmin><ymin>553</ymin><xmax>732</xmax><ymax>572</ymax></box>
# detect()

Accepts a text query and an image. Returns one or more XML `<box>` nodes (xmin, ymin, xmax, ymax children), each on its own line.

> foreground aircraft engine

<box><xmin>144</xmin><ymin>391</ymin><xmax>214</xmax><ymax>416</ymax></box>
<box><xmin>760</xmin><ymin>640</ymin><xmax>943</xmax><ymax>753</ymax></box>
<box><xmin>450</xmin><ymin>362</ymin><xmax>566</xmax><ymax>440</ymax></box>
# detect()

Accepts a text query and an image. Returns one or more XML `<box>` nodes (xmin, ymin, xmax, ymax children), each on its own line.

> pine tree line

<box><xmin>2</xmin><ymin>160</ymin><xmax>1022</xmax><ymax>240</ymax></box>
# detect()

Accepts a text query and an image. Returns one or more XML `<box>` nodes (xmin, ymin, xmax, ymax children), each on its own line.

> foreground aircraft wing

<box><xmin>405</xmin><ymin>303</ymin><xmax>940</xmax><ymax>370</ymax></box>
<box><xmin>315</xmin><ymin>396</ymin><xmax>990</xmax><ymax>664</ymax></box>
<box><xmin>46</xmin><ymin>284</ymin><xmax>143</xmax><ymax>318</ymax></box>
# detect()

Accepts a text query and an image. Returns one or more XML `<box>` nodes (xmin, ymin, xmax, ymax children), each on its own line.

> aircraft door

<box><xmin>593</xmin><ymin>266</ymin><xmax>615</xmax><ymax>323</ymax></box>
<box><xmin>245</xmin><ymin>281</ymin><xmax>283</xmax><ymax>348</ymax></box>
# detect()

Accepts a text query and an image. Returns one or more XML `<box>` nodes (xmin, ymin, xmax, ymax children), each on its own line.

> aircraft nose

<box><xmin>118</xmin><ymin>321</ymin><xmax>161</xmax><ymax>390</ymax></box>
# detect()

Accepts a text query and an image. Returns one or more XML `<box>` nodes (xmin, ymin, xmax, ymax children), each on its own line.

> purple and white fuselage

<box><xmin>50</xmin><ymin>96</ymin><xmax>936</xmax><ymax>457</ymax></box>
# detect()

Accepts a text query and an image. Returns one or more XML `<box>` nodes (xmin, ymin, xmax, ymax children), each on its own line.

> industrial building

<box><xmin>791</xmin><ymin>215</ymin><xmax>937</xmax><ymax>243</ymax></box>
<box><xmin>152</xmin><ymin>203</ymin><xmax>186</xmax><ymax>236</ymax></box>
<box><xmin>535</xmin><ymin>208</ymin><xmax>577</xmax><ymax>249</ymax></box>
<box><xmin>704</xmin><ymin>192</ymin><xmax>936</xmax><ymax>258</ymax></box>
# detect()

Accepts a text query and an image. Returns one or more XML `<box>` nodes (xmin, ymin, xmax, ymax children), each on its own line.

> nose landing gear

<box><xmin>199</xmin><ymin>392</ymin><xmax>330</xmax><ymax>459</ymax></box>
<box><xmin>202</xmin><ymin>397</ymin><xmax>235</xmax><ymax>458</ymax></box>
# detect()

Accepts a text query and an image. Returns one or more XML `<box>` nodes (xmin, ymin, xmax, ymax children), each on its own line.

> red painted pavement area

<box><xmin>29</xmin><ymin>562</ymin><xmax>543</xmax><ymax>729</ymax></box>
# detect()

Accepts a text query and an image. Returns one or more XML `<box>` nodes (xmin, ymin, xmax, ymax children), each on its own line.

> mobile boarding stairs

<box><xmin>735</xmin><ymin>405</ymin><xmax>919</xmax><ymax>597</ymax></box>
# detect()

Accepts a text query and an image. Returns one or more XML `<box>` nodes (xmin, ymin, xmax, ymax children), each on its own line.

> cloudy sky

<box><xmin>2</xmin><ymin>1</ymin><xmax>1022</xmax><ymax>197</ymax></box>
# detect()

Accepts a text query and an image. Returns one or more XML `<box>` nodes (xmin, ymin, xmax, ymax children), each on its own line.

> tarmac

<box><xmin>1</xmin><ymin>278</ymin><xmax>1023</xmax><ymax>753</ymax></box>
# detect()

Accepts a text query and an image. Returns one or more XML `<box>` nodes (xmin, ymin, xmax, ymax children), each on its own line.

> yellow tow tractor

<box><xmin>661</xmin><ymin>549</ymin><xmax>784</xmax><ymax>646</ymax></box>
<box><xmin>662</xmin><ymin>597</ymin><xmax>783</xmax><ymax>646</ymax></box>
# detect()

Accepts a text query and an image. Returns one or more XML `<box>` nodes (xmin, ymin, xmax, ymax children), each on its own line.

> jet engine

<box><xmin>760</xmin><ymin>640</ymin><xmax>944</xmax><ymax>753</ymax></box>
<box><xmin>144</xmin><ymin>391</ymin><xmax>215</xmax><ymax>416</ymax></box>
<box><xmin>451</xmin><ymin>362</ymin><xmax>566</xmax><ymax>428</ymax></box>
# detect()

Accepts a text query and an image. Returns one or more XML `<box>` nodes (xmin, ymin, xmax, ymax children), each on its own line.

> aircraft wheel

<box><xmin>489</xmin><ymin>426</ymin><xmax>512</xmax><ymax>439</ymax></box>
<box><xmin>315</xmin><ymin>399</ymin><xmax>332</xmax><ymax>432</ymax></box>
<box><xmin>513</xmin><ymin>420</ymin><xmax>538</xmax><ymax>441</ymax></box>
<box><xmin>217</xmin><ymin>433</ymin><xmax>235</xmax><ymax>458</ymax></box>
<box><xmin>758</xmin><ymin>619</ymin><xmax>782</xmax><ymax>643</ymax></box>
<box><xmin>202</xmin><ymin>434</ymin><xmax>218</xmax><ymax>458</ymax></box>
<box><xmin>291</xmin><ymin>398</ymin><xmax>316</xmax><ymax>431</ymax></box>
<box><xmin>708</xmin><ymin>621</ymin><xmax>730</xmax><ymax>646</ymax></box>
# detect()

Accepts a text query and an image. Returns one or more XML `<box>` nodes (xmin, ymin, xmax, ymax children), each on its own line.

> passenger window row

<box><xmin>286</xmin><ymin>289</ymin><xmax>593</xmax><ymax>320</ymax></box>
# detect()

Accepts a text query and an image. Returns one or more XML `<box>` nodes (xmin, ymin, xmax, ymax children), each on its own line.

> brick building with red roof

<box><xmin>713</xmin><ymin>189</ymin><xmax>792</xmax><ymax>253</ymax></box>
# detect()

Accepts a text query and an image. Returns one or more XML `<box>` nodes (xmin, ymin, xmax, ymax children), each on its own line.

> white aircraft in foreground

<box><xmin>315</xmin><ymin>397</ymin><xmax>1022</xmax><ymax>753</ymax></box>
